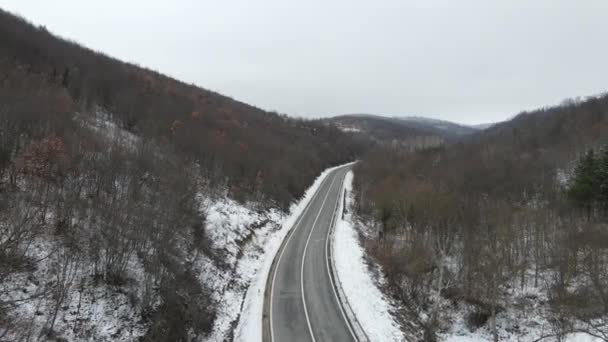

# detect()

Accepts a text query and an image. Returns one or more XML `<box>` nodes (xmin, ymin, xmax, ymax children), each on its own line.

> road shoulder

<box><xmin>331</xmin><ymin>170</ymin><xmax>406</xmax><ymax>342</ymax></box>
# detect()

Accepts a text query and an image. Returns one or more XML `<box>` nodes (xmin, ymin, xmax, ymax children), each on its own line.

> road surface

<box><xmin>265</xmin><ymin>165</ymin><xmax>357</xmax><ymax>342</ymax></box>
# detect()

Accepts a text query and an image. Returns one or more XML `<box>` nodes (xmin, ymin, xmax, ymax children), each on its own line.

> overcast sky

<box><xmin>1</xmin><ymin>1</ymin><xmax>607</xmax><ymax>124</ymax></box>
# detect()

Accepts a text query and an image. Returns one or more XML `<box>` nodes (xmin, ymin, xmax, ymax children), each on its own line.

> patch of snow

<box><xmin>202</xmin><ymin>197</ymin><xmax>277</xmax><ymax>269</ymax></box>
<box><xmin>75</xmin><ymin>107</ymin><xmax>140</xmax><ymax>149</ymax></box>
<box><xmin>337</xmin><ymin>125</ymin><xmax>363</xmax><ymax>133</ymax></box>
<box><xmin>233</xmin><ymin>162</ymin><xmax>355</xmax><ymax>342</ymax></box>
<box><xmin>332</xmin><ymin>170</ymin><xmax>405</xmax><ymax>341</ymax></box>
<box><xmin>556</xmin><ymin>167</ymin><xmax>571</xmax><ymax>187</ymax></box>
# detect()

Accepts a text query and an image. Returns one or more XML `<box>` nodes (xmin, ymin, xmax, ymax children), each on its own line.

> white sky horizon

<box><xmin>1</xmin><ymin>1</ymin><xmax>607</xmax><ymax>125</ymax></box>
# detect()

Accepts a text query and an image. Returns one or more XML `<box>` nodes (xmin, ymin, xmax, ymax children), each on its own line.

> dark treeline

<box><xmin>354</xmin><ymin>95</ymin><xmax>608</xmax><ymax>341</ymax></box>
<box><xmin>0</xmin><ymin>8</ymin><xmax>366</xmax><ymax>209</ymax></box>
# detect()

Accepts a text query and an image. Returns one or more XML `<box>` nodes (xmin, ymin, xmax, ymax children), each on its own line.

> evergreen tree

<box><xmin>567</xmin><ymin>147</ymin><xmax>608</xmax><ymax>216</ymax></box>
<box><xmin>61</xmin><ymin>67</ymin><xmax>70</xmax><ymax>87</ymax></box>
<box><xmin>598</xmin><ymin>148</ymin><xmax>608</xmax><ymax>206</ymax></box>
<box><xmin>568</xmin><ymin>149</ymin><xmax>598</xmax><ymax>206</ymax></box>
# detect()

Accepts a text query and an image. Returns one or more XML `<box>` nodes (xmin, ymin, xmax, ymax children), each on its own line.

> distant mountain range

<box><xmin>327</xmin><ymin>114</ymin><xmax>496</xmax><ymax>146</ymax></box>
<box><xmin>393</xmin><ymin>116</ymin><xmax>480</xmax><ymax>136</ymax></box>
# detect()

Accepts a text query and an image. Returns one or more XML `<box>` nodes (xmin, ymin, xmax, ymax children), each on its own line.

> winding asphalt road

<box><xmin>265</xmin><ymin>165</ymin><xmax>356</xmax><ymax>342</ymax></box>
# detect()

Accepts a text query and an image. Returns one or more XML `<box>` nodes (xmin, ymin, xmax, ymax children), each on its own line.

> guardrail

<box><xmin>326</xmin><ymin>172</ymin><xmax>370</xmax><ymax>342</ymax></box>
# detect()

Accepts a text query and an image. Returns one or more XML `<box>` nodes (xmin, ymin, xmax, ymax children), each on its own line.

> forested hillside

<box><xmin>0</xmin><ymin>8</ymin><xmax>364</xmax><ymax>208</ymax></box>
<box><xmin>353</xmin><ymin>94</ymin><xmax>608</xmax><ymax>341</ymax></box>
<box><xmin>329</xmin><ymin>114</ymin><xmax>447</xmax><ymax>150</ymax></box>
<box><xmin>0</xmin><ymin>8</ymin><xmax>363</xmax><ymax>341</ymax></box>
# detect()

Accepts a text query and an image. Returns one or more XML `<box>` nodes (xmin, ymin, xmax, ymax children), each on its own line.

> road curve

<box><xmin>265</xmin><ymin>165</ymin><xmax>356</xmax><ymax>342</ymax></box>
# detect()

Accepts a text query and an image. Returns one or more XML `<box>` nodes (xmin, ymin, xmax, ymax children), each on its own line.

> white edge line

<box><xmin>325</xmin><ymin>170</ymin><xmax>360</xmax><ymax>342</ymax></box>
<box><xmin>300</xmin><ymin>173</ymin><xmax>338</xmax><ymax>342</ymax></box>
<box><xmin>269</xmin><ymin>172</ymin><xmax>332</xmax><ymax>342</ymax></box>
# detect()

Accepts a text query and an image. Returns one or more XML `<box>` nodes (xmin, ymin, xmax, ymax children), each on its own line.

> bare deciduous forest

<box><xmin>353</xmin><ymin>95</ymin><xmax>608</xmax><ymax>341</ymax></box>
<box><xmin>0</xmin><ymin>9</ymin><xmax>366</xmax><ymax>209</ymax></box>
<box><xmin>0</xmin><ymin>8</ymin><xmax>365</xmax><ymax>341</ymax></box>
<box><xmin>2</xmin><ymin>4</ymin><xmax>608</xmax><ymax>342</ymax></box>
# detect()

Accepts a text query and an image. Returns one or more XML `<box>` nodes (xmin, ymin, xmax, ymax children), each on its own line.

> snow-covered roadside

<box><xmin>445</xmin><ymin>332</ymin><xmax>603</xmax><ymax>342</ymax></box>
<box><xmin>332</xmin><ymin>170</ymin><xmax>405</xmax><ymax>341</ymax></box>
<box><xmin>195</xmin><ymin>197</ymin><xmax>284</xmax><ymax>342</ymax></box>
<box><xmin>232</xmin><ymin>162</ymin><xmax>355</xmax><ymax>342</ymax></box>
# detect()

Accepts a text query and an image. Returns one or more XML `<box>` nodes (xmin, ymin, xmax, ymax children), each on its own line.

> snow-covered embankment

<box><xmin>332</xmin><ymin>170</ymin><xmax>405</xmax><ymax>342</ymax></box>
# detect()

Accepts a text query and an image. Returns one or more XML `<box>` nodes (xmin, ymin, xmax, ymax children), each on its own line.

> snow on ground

<box><xmin>332</xmin><ymin>170</ymin><xmax>405</xmax><ymax>342</ymax></box>
<box><xmin>337</xmin><ymin>125</ymin><xmax>363</xmax><ymax>133</ymax></box>
<box><xmin>232</xmin><ymin>162</ymin><xmax>355</xmax><ymax>342</ymax></box>
<box><xmin>564</xmin><ymin>333</ymin><xmax>604</xmax><ymax>342</ymax></box>
<box><xmin>196</xmin><ymin>196</ymin><xmax>285</xmax><ymax>342</ymax></box>
<box><xmin>439</xmin><ymin>267</ymin><xmax>607</xmax><ymax>342</ymax></box>
<box><xmin>95</xmin><ymin>115</ymin><xmax>359</xmax><ymax>341</ymax></box>
<box><xmin>444</xmin><ymin>333</ymin><xmax>603</xmax><ymax>342</ymax></box>
<box><xmin>0</xmin><ymin>237</ymin><xmax>147</xmax><ymax>341</ymax></box>
<box><xmin>3</xmin><ymin>161</ymin><xmax>352</xmax><ymax>342</ymax></box>
<box><xmin>75</xmin><ymin>107</ymin><xmax>139</xmax><ymax>148</ymax></box>
<box><xmin>329</xmin><ymin>170</ymin><xmax>605</xmax><ymax>342</ymax></box>
<box><xmin>2</xmin><ymin>106</ymin><xmax>359</xmax><ymax>341</ymax></box>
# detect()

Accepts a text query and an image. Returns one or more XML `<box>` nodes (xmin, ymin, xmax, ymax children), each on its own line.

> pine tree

<box><xmin>567</xmin><ymin>149</ymin><xmax>599</xmax><ymax>217</ymax></box>
<box><xmin>567</xmin><ymin>147</ymin><xmax>608</xmax><ymax>218</ymax></box>
<box><xmin>61</xmin><ymin>67</ymin><xmax>70</xmax><ymax>87</ymax></box>
<box><xmin>598</xmin><ymin>148</ymin><xmax>608</xmax><ymax>211</ymax></box>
